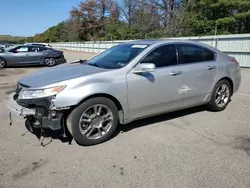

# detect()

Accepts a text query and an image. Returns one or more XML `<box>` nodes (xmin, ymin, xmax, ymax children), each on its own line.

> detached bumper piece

<box><xmin>6</xmin><ymin>93</ymin><xmax>35</xmax><ymax>116</ymax></box>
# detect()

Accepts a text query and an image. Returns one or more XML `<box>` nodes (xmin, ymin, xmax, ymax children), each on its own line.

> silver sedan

<box><xmin>0</xmin><ymin>45</ymin><xmax>66</xmax><ymax>68</ymax></box>
<box><xmin>6</xmin><ymin>40</ymin><xmax>241</xmax><ymax>146</ymax></box>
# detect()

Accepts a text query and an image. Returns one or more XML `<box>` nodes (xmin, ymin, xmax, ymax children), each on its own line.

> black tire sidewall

<box><xmin>209</xmin><ymin>79</ymin><xmax>232</xmax><ymax>111</ymax></box>
<box><xmin>0</xmin><ymin>58</ymin><xmax>6</xmax><ymax>68</ymax></box>
<box><xmin>67</xmin><ymin>97</ymin><xmax>119</xmax><ymax>146</ymax></box>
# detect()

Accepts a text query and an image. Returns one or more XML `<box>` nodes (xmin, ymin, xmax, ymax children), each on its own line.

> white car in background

<box><xmin>0</xmin><ymin>44</ymin><xmax>6</xmax><ymax>48</ymax></box>
<box><xmin>24</xmin><ymin>43</ymin><xmax>52</xmax><ymax>48</ymax></box>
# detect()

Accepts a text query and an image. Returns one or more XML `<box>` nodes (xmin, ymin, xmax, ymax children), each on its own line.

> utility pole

<box><xmin>214</xmin><ymin>25</ymin><xmax>218</xmax><ymax>48</ymax></box>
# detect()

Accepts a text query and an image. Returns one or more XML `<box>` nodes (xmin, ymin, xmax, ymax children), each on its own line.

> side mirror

<box><xmin>11</xmin><ymin>50</ymin><xmax>18</xmax><ymax>53</ymax></box>
<box><xmin>132</xmin><ymin>63</ymin><xmax>155</xmax><ymax>73</ymax></box>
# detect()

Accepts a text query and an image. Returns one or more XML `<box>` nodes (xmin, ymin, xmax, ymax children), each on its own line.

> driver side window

<box><xmin>15</xmin><ymin>46</ymin><xmax>29</xmax><ymax>52</ymax></box>
<box><xmin>141</xmin><ymin>45</ymin><xmax>177</xmax><ymax>68</ymax></box>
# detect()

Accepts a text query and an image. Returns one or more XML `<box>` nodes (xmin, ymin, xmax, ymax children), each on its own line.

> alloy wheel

<box><xmin>215</xmin><ymin>84</ymin><xmax>230</xmax><ymax>108</ymax></box>
<box><xmin>79</xmin><ymin>104</ymin><xmax>113</xmax><ymax>140</ymax></box>
<box><xmin>45</xmin><ymin>58</ymin><xmax>56</xmax><ymax>66</ymax></box>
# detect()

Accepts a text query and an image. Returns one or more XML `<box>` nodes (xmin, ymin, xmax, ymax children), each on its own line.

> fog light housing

<box><xmin>50</xmin><ymin>110</ymin><xmax>57</xmax><ymax>117</ymax></box>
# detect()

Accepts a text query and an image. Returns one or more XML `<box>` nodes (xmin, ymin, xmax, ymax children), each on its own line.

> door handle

<box><xmin>170</xmin><ymin>71</ymin><xmax>182</xmax><ymax>76</ymax></box>
<box><xmin>207</xmin><ymin>65</ymin><xmax>216</xmax><ymax>70</ymax></box>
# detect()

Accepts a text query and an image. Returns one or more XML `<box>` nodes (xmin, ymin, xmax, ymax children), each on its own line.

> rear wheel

<box><xmin>44</xmin><ymin>57</ymin><xmax>56</xmax><ymax>67</ymax></box>
<box><xmin>208</xmin><ymin>79</ymin><xmax>232</xmax><ymax>111</ymax></box>
<box><xmin>0</xmin><ymin>58</ymin><xmax>6</xmax><ymax>68</ymax></box>
<box><xmin>66</xmin><ymin>97</ymin><xmax>119</xmax><ymax>146</ymax></box>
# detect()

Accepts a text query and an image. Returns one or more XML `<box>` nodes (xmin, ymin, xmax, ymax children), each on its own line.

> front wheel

<box><xmin>208</xmin><ymin>79</ymin><xmax>232</xmax><ymax>111</ymax></box>
<box><xmin>44</xmin><ymin>57</ymin><xmax>56</xmax><ymax>67</ymax></box>
<box><xmin>66</xmin><ymin>97</ymin><xmax>119</xmax><ymax>146</ymax></box>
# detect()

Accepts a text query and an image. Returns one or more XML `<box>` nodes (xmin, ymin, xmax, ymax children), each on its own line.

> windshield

<box><xmin>5</xmin><ymin>46</ymin><xmax>17</xmax><ymax>52</ymax></box>
<box><xmin>87</xmin><ymin>43</ymin><xmax>148</xmax><ymax>69</ymax></box>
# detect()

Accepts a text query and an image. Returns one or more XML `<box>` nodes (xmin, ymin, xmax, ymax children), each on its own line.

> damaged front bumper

<box><xmin>6</xmin><ymin>93</ymin><xmax>36</xmax><ymax>116</ymax></box>
<box><xmin>5</xmin><ymin>92</ymin><xmax>64</xmax><ymax>131</ymax></box>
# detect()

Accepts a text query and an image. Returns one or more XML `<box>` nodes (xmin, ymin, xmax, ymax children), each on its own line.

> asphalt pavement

<box><xmin>0</xmin><ymin>51</ymin><xmax>250</xmax><ymax>188</ymax></box>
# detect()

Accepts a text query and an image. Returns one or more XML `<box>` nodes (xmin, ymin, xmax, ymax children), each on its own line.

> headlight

<box><xmin>18</xmin><ymin>85</ymin><xmax>66</xmax><ymax>99</ymax></box>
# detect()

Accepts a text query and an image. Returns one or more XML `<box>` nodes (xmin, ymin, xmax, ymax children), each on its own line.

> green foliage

<box><xmin>188</xmin><ymin>0</ymin><xmax>250</xmax><ymax>34</ymax></box>
<box><xmin>0</xmin><ymin>35</ymin><xmax>26</xmax><ymax>44</ymax></box>
<box><xmin>27</xmin><ymin>0</ymin><xmax>250</xmax><ymax>42</ymax></box>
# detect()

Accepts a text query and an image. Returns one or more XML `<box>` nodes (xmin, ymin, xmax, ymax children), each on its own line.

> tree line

<box><xmin>27</xmin><ymin>0</ymin><xmax>250</xmax><ymax>43</ymax></box>
<box><xmin>0</xmin><ymin>35</ymin><xmax>26</xmax><ymax>44</ymax></box>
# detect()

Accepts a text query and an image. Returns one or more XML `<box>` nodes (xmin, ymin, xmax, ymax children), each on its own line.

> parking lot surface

<box><xmin>0</xmin><ymin>51</ymin><xmax>250</xmax><ymax>188</ymax></box>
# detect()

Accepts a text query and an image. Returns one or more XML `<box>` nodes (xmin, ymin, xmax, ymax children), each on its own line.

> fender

<box><xmin>54</xmin><ymin>77</ymin><xmax>129</xmax><ymax>120</ymax></box>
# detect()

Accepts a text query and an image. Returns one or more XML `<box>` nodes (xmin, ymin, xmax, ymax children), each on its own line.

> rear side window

<box><xmin>38</xmin><ymin>47</ymin><xmax>46</xmax><ymax>51</ymax></box>
<box><xmin>203</xmin><ymin>48</ymin><xmax>215</xmax><ymax>61</ymax></box>
<box><xmin>179</xmin><ymin>44</ymin><xmax>215</xmax><ymax>64</ymax></box>
<box><xmin>42</xmin><ymin>47</ymin><xmax>49</xmax><ymax>51</ymax></box>
<box><xmin>28</xmin><ymin>47</ymin><xmax>39</xmax><ymax>52</ymax></box>
<box><xmin>141</xmin><ymin>45</ymin><xmax>177</xmax><ymax>68</ymax></box>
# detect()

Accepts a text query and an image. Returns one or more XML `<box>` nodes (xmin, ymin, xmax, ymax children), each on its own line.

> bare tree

<box><xmin>120</xmin><ymin>0</ymin><xmax>139</xmax><ymax>26</ymax></box>
<box><xmin>96</xmin><ymin>0</ymin><xmax>113</xmax><ymax>18</ymax></box>
<box><xmin>110</xmin><ymin>1</ymin><xmax>120</xmax><ymax>22</ymax></box>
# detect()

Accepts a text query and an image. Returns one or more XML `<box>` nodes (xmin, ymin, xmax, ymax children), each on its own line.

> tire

<box><xmin>66</xmin><ymin>97</ymin><xmax>119</xmax><ymax>146</ymax></box>
<box><xmin>0</xmin><ymin>57</ymin><xmax>7</xmax><ymax>68</ymax></box>
<box><xmin>44</xmin><ymin>57</ymin><xmax>56</xmax><ymax>67</ymax></box>
<box><xmin>207</xmin><ymin>79</ymin><xmax>232</xmax><ymax>111</ymax></box>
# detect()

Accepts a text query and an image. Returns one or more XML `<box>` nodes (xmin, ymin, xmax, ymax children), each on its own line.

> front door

<box><xmin>127</xmin><ymin>44</ymin><xmax>183</xmax><ymax>120</ymax></box>
<box><xmin>177</xmin><ymin>44</ymin><xmax>218</xmax><ymax>106</ymax></box>
<box><xmin>9</xmin><ymin>46</ymin><xmax>30</xmax><ymax>64</ymax></box>
<box><xmin>26</xmin><ymin>46</ymin><xmax>44</xmax><ymax>64</ymax></box>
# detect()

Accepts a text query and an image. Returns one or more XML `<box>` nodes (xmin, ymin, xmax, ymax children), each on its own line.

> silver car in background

<box><xmin>6</xmin><ymin>40</ymin><xmax>241</xmax><ymax>146</ymax></box>
<box><xmin>0</xmin><ymin>45</ymin><xmax>66</xmax><ymax>68</ymax></box>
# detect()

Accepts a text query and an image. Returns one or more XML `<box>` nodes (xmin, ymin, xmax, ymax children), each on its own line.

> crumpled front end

<box><xmin>6</xmin><ymin>92</ymin><xmax>36</xmax><ymax>116</ymax></box>
<box><xmin>5</xmin><ymin>83</ymin><xmax>70</xmax><ymax>142</ymax></box>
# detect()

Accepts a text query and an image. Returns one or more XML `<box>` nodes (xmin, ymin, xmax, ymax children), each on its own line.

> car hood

<box><xmin>19</xmin><ymin>63</ymin><xmax>109</xmax><ymax>88</ymax></box>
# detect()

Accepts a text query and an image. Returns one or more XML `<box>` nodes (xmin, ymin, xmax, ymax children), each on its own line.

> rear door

<box><xmin>26</xmin><ymin>46</ymin><xmax>44</xmax><ymax>64</ymax></box>
<box><xmin>177</xmin><ymin>44</ymin><xmax>218</xmax><ymax>106</ymax></box>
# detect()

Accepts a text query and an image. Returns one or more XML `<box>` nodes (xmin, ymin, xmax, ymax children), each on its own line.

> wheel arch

<box><xmin>0</xmin><ymin>56</ymin><xmax>8</xmax><ymax>64</ymax></box>
<box><xmin>75</xmin><ymin>93</ymin><xmax>125</xmax><ymax>124</ymax></box>
<box><xmin>217</xmin><ymin>77</ymin><xmax>234</xmax><ymax>94</ymax></box>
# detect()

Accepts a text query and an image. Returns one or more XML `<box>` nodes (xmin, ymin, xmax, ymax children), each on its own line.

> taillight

<box><xmin>232</xmin><ymin>59</ymin><xmax>238</xmax><ymax>64</ymax></box>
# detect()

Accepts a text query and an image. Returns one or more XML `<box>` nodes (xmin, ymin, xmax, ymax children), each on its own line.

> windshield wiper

<box><xmin>88</xmin><ymin>63</ymin><xmax>100</xmax><ymax>68</ymax></box>
<box><xmin>79</xmin><ymin>59</ymin><xmax>87</xmax><ymax>64</ymax></box>
<box><xmin>70</xmin><ymin>59</ymin><xmax>87</xmax><ymax>64</ymax></box>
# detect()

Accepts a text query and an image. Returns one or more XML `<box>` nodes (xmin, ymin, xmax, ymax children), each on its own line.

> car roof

<box><xmin>124</xmin><ymin>39</ymin><xmax>219</xmax><ymax>52</ymax></box>
<box><xmin>21</xmin><ymin>45</ymin><xmax>47</xmax><ymax>48</ymax></box>
<box><xmin>126</xmin><ymin>39</ymin><xmax>201</xmax><ymax>45</ymax></box>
